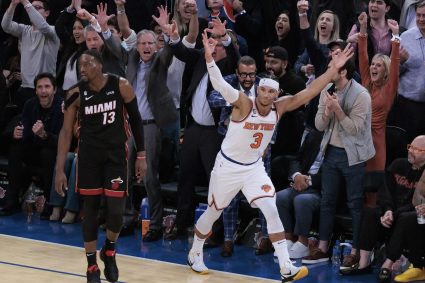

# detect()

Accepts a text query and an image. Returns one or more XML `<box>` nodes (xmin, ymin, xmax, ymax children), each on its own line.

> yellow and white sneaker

<box><xmin>187</xmin><ymin>249</ymin><xmax>209</xmax><ymax>274</ymax></box>
<box><xmin>394</xmin><ymin>267</ymin><xmax>425</xmax><ymax>282</ymax></box>
<box><xmin>280</xmin><ymin>260</ymin><xmax>309</xmax><ymax>282</ymax></box>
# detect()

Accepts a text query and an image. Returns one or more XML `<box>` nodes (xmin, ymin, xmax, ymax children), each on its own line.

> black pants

<box><xmin>359</xmin><ymin>208</ymin><xmax>425</xmax><ymax>267</ymax></box>
<box><xmin>386</xmin><ymin>211</ymin><xmax>425</xmax><ymax>268</ymax></box>
<box><xmin>7</xmin><ymin>142</ymin><xmax>56</xmax><ymax>204</ymax></box>
<box><xmin>175</xmin><ymin>122</ymin><xmax>223</xmax><ymax>229</ymax></box>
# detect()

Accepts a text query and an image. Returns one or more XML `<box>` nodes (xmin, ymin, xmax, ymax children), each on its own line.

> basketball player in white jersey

<box><xmin>187</xmin><ymin>30</ymin><xmax>354</xmax><ymax>282</ymax></box>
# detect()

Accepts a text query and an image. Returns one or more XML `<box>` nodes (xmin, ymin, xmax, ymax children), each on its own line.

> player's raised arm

<box><xmin>275</xmin><ymin>44</ymin><xmax>354</xmax><ymax>115</ymax></box>
<box><xmin>203</xmin><ymin>30</ymin><xmax>250</xmax><ymax>113</ymax></box>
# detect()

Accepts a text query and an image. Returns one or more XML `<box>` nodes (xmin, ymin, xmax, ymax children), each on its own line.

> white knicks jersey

<box><xmin>220</xmin><ymin>98</ymin><xmax>279</xmax><ymax>164</ymax></box>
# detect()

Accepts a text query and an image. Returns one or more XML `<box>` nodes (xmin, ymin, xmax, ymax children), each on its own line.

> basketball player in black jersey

<box><xmin>55</xmin><ymin>49</ymin><xmax>146</xmax><ymax>283</ymax></box>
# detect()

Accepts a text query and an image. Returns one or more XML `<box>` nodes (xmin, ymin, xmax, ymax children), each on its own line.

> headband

<box><xmin>259</xmin><ymin>78</ymin><xmax>279</xmax><ymax>92</ymax></box>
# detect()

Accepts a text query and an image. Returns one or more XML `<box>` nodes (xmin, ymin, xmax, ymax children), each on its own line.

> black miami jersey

<box><xmin>78</xmin><ymin>74</ymin><xmax>129</xmax><ymax>148</ymax></box>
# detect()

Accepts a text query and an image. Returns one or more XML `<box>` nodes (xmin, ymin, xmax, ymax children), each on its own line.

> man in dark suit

<box><xmin>276</xmin><ymin>129</ymin><xmax>323</xmax><ymax>259</ymax></box>
<box><xmin>164</xmin><ymin>18</ymin><xmax>239</xmax><ymax>239</ymax></box>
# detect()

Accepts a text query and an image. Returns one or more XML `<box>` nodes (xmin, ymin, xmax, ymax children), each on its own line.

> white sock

<box><xmin>191</xmin><ymin>234</ymin><xmax>206</xmax><ymax>253</ymax></box>
<box><xmin>273</xmin><ymin>239</ymin><xmax>291</xmax><ymax>269</ymax></box>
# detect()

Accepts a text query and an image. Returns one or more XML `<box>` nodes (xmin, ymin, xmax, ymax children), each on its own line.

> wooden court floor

<box><xmin>0</xmin><ymin>234</ymin><xmax>279</xmax><ymax>283</ymax></box>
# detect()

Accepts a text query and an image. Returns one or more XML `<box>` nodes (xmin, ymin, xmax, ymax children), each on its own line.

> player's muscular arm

<box><xmin>119</xmin><ymin>78</ymin><xmax>147</xmax><ymax>182</ymax></box>
<box><xmin>275</xmin><ymin>44</ymin><xmax>354</xmax><ymax>116</ymax></box>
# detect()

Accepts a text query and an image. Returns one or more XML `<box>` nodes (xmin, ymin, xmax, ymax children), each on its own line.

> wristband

<box><xmin>117</xmin><ymin>9</ymin><xmax>125</xmax><ymax>14</ymax></box>
<box><xmin>391</xmin><ymin>34</ymin><xmax>401</xmax><ymax>42</ymax></box>
<box><xmin>24</xmin><ymin>3</ymin><xmax>32</xmax><ymax>8</ymax></box>
<box><xmin>298</xmin><ymin>12</ymin><xmax>307</xmax><ymax>17</ymax></box>
<box><xmin>136</xmin><ymin>156</ymin><xmax>146</xmax><ymax>160</ymax></box>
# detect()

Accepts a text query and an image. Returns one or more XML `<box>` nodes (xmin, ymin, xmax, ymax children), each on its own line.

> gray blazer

<box><xmin>104</xmin><ymin>33</ymin><xmax>179</xmax><ymax>128</ymax></box>
<box><xmin>126</xmin><ymin>47</ymin><xmax>178</xmax><ymax>128</ymax></box>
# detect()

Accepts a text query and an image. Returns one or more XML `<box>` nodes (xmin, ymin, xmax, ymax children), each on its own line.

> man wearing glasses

<box><xmin>1</xmin><ymin>0</ymin><xmax>60</xmax><ymax>112</ymax></box>
<box><xmin>341</xmin><ymin>135</ymin><xmax>425</xmax><ymax>281</ymax></box>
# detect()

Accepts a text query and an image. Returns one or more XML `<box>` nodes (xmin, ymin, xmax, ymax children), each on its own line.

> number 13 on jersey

<box><xmin>103</xmin><ymin>111</ymin><xmax>116</xmax><ymax>125</ymax></box>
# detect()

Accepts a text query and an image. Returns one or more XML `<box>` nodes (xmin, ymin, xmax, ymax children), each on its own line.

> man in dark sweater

<box><xmin>0</xmin><ymin>72</ymin><xmax>63</xmax><ymax>216</ymax></box>
<box><xmin>341</xmin><ymin>135</ymin><xmax>425</xmax><ymax>281</ymax></box>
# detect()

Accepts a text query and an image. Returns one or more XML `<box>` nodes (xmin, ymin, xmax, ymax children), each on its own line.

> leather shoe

<box><xmin>220</xmin><ymin>240</ymin><xmax>234</xmax><ymax>257</ymax></box>
<box><xmin>143</xmin><ymin>229</ymin><xmax>163</xmax><ymax>242</ymax></box>
<box><xmin>255</xmin><ymin>237</ymin><xmax>273</xmax><ymax>255</ymax></box>
<box><xmin>164</xmin><ymin>225</ymin><xmax>186</xmax><ymax>240</ymax></box>
<box><xmin>340</xmin><ymin>264</ymin><xmax>372</xmax><ymax>275</ymax></box>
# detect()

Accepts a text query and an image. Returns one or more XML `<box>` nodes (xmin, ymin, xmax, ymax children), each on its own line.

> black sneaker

<box><xmin>86</xmin><ymin>265</ymin><xmax>101</xmax><ymax>283</ymax></box>
<box><xmin>100</xmin><ymin>247</ymin><xmax>119</xmax><ymax>282</ymax></box>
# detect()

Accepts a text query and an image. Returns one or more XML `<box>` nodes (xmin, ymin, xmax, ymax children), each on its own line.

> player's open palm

<box><xmin>331</xmin><ymin>43</ymin><xmax>354</xmax><ymax>69</ymax></box>
<box><xmin>202</xmin><ymin>30</ymin><xmax>217</xmax><ymax>61</ymax></box>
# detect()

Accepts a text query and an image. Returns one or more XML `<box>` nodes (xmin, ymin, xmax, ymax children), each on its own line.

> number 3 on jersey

<box><xmin>103</xmin><ymin>111</ymin><xmax>115</xmax><ymax>125</ymax></box>
<box><xmin>250</xmin><ymin>132</ymin><xmax>263</xmax><ymax>149</ymax></box>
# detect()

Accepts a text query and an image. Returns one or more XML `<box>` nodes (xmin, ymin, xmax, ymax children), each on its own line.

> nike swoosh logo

<box><xmin>85</xmin><ymin>95</ymin><xmax>94</xmax><ymax>101</ymax></box>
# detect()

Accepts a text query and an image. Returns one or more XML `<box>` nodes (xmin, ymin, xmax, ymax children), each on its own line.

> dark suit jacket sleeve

<box><xmin>169</xmin><ymin>40</ymin><xmax>203</xmax><ymax>68</ymax></box>
<box><xmin>300</xmin><ymin>27</ymin><xmax>327</xmax><ymax>76</ymax></box>
<box><xmin>103</xmin><ymin>34</ymin><xmax>129</xmax><ymax>66</ymax></box>
<box><xmin>234</xmin><ymin>9</ymin><xmax>263</xmax><ymax>40</ymax></box>
<box><xmin>54</xmin><ymin>10</ymin><xmax>74</xmax><ymax>46</ymax></box>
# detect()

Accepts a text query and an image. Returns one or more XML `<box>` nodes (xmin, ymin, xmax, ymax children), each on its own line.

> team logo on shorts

<box><xmin>0</xmin><ymin>187</ymin><xmax>6</xmax><ymax>199</ymax></box>
<box><xmin>111</xmin><ymin>177</ymin><xmax>123</xmax><ymax>190</ymax></box>
<box><xmin>261</xmin><ymin>184</ymin><xmax>272</xmax><ymax>193</ymax></box>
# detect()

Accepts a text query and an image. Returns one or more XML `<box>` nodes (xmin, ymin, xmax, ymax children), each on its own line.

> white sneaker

<box><xmin>289</xmin><ymin>241</ymin><xmax>310</xmax><ymax>259</ymax></box>
<box><xmin>280</xmin><ymin>261</ymin><xmax>309</xmax><ymax>282</ymax></box>
<box><xmin>187</xmin><ymin>249</ymin><xmax>209</xmax><ymax>274</ymax></box>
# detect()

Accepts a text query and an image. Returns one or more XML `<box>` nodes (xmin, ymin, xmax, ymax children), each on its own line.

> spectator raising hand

<box><xmin>205</xmin><ymin>18</ymin><xmax>227</xmax><ymax>36</ymax></box>
<box><xmin>387</xmin><ymin>19</ymin><xmax>399</xmax><ymax>36</ymax></box>
<box><xmin>152</xmin><ymin>5</ymin><xmax>171</xmax><ymax>31</ymax></box>
<box><xmin>94</xmin><ymin>3</ymin><xmax>114</xmax><ymax>32</ymax></box>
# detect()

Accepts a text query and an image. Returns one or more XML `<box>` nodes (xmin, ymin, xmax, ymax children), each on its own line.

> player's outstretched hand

<box><xmin>330</xmin><ymin>43</ymin><xmax>354</xmax><ymax>70</ymax></box>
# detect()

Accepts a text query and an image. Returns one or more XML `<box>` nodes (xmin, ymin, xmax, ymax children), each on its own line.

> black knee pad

<box><xmin>105</xmin><ymin>197</ymin><xmax>126</xmax><ymax>233</ymax></box>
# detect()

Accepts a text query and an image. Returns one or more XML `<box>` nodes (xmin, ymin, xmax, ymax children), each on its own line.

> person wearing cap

<box><xmin>264</xmin><ymin>45</ymin><xmax>306</xmax><ymax>158</ymax></box>
<box><xmin>302</xmin><ymin>50</ymin><xmax>375</xmax><ymax>266</ymax></box>
<box><xmin>186</xmin><ymin>30</ymin><xmax>354</xmax><ymax>282</ymax></box>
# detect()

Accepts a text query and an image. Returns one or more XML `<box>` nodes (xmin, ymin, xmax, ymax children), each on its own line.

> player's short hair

<box><xmin>81</xmin><ymin>49</ymin><xmax>103</xmax><ymax>65</ymax></box>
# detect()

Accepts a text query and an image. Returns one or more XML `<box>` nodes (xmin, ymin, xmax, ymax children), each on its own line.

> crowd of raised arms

<box><xmin>0</xmin><ymin>0</ymin><xmax>425</xmax><ymax>283</ymax></box>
